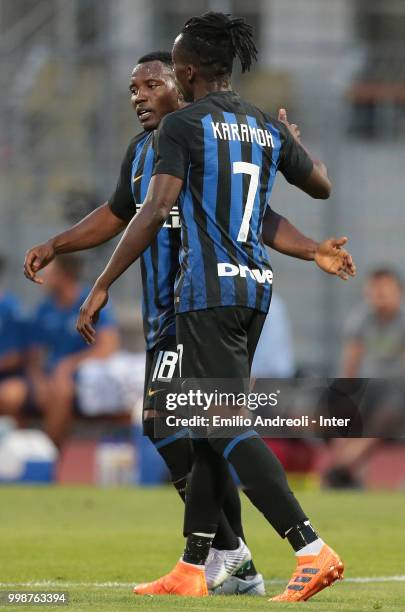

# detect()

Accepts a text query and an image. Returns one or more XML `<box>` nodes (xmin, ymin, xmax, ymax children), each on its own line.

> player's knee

<box><xmin>57</xmin><ymin>378</ymin><xmax>75</xmax><ymax>399</ymax></box>
<box><xmin>0</xmin><ymin>378</ymin><xmax>28</xmax><ymax>416</ymax></box>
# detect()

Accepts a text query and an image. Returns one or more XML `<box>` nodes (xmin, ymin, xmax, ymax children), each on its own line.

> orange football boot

<box><xmin>133</xmin><ymin>560</ymin><xmax>208</xmax><ymax>596</ymax></box>
<box><xmin>270</xmin><ymin>544</ymin><xmax>344</xmax><ymax>602</ymax></box>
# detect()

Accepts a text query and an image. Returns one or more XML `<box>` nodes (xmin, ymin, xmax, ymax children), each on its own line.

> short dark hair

<box><xmin>137</xmin><ymin>51</ymin><xmax>173</xmax><ymax>68</ymax></box>
<box><xmin>368</xmin><ymin>267</ymin><xmax>402</xmax><ymax>287</ymax></box>
<box><xmin>54</xmin><ymin>254</ymin><xmax>82</xmax><ymax>281</ymax></box>
<box><xmin>179</xmin><ymin>12</ymin><xmax>257</xmax><ymax>79</ymax></box>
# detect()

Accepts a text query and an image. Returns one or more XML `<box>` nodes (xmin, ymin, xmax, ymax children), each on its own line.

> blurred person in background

<box><xmin>343</xmin><ymin>268</ymin><xmax>404</xmax><ymax>378</ymax></box>
<box><xmin>1</xmin><ymin>254</ymin><xmax>120</xmax><ymax>449</ymax></box>
<box><xmin>324</xmin><ymin>267</ymin><xmax>405</xmax><ymax>488</ymax></box>
<box><xmin>0</xmin><ymin>254</ymin><xmax>29</xmax><ymax>416</ymax></box>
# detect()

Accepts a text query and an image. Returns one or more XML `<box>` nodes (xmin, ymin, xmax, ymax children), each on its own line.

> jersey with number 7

<box><xmin>153</xmin><ymin>90</ymin><xmax>313</xmax><ymax>315</ymax></box>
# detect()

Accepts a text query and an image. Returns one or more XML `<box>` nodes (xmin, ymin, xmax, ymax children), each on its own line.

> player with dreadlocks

<box><xmin>78</xmin><ymin>12</ymin><xmax>346</xmax><ymax>602</ymax></box>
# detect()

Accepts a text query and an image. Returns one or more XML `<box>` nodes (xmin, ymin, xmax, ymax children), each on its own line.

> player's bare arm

<box><xmin>77</xmin><ymin>173</ymin><xmax>183</xmax><ymax>344</ymax></box>
<box><xmin>278</xmin><ymin>108</ymin><xmax>331</xmax><ymax>199</ymax></box>
<box><xmin>24</xmin><ymin>203</ymin><xmax>126</xmax><ymax>284</ymax></box>
<box><xmin>341</xmin><ymin>339</ymin><xmax>364</xmax><ymax>377</ymax></box>
<box><xmin>262</xmin><ymin>207</ymin><xmax>356</xmax><ymax>280</ymax></box>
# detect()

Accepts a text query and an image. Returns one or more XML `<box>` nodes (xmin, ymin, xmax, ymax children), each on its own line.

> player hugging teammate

<box><xmin>26</xmin><ymin>11</ymin><xmax>355</xmax><ymax>603</ymax></box>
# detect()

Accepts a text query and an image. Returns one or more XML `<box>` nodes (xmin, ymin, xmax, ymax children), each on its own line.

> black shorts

<box><xmin>176</xmin><ymin>306</ymin><xmax>266</xmax><ymax>381</ymax></box>
<box><xmin>174</xmin><ymin>307</ymin><xmax>266</xmax><ymax>437</ymax></box>
<box><xmin>143</xmin><ymin>334</ymin><xmax>182</xmax><ymax>435</ymax></box>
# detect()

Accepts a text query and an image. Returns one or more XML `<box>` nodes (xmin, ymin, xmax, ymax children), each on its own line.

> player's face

<box><xmin>172</xmin><ymin>36</ymin><xmax>195</xmax><ymax>103</ymax></box>
<box><xmin>130</xmin><ymin>61</ymin><xmax>180</xmax><ymax>131</ymax></box>
<box><xmin>42</xmin><ymin>262</ymin><xmax>69</xmax><ymax>296</ymax></box>
<box><xmin>365</xmin><ymin>276</ymin><xmax>402</xmax><ymax>317</ymax></box>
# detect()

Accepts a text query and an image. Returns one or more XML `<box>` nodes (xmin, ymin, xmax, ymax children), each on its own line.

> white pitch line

<box><xmin>0</xmin><ymin>576</ymin><xmax>404</xmax><ymax>588</ymax></box>
<box><xmin>337</xmin><ymin>576</ymin><xmax>405</xmax><ymax>584</ymax></box>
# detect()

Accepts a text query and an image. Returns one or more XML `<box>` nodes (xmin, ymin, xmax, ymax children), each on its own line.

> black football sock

<box><xmin>183</xmin><ymin>440</ymin><xmax>231</xmax><ymax>537</ymax></box>
<box><xmin>209</xmin><ymin>434</ymin><xmax>308</xmax><ymax>538</ymax></box>
<box><xmin>183</xmin><ymin>533</ymin><xmax>213</xmax><ymax>565</ymax></box>
<box><xmin>151</xmin><ymin>432</ymin><xmax>239</xmax><ymax>550</ymax></box>
<box><xmin>221</xmin><ymin>470</ymin><xmax>246</xmax><ymax>542</ymax></box>
<box><xmin>144</xmin><ymin>420</ymin><xmax>193</xmax><ymax>493</ymax></box>
<box><xmin>146</xmin><ymin>428</ymin><xmax>191</xmax><ymax>500</ymax></box>
<box><xmin>212</xmin><ymin>513</ymin><xmax>239</xmax><ymax>551</ymax></box>
<box><xmin>173</xmin><ymin>468</ymin><xmax>238</xmax><ymax>550</ymax></box>
<box><xmin>172</xmin><ymin>475</ymin><xmax>188</xmax><ymax>501</ymax></box>
<box><xmin>285</xmin><ymin>520</ymin><xmax>320</xmax><ymax>552</ymax></box>
<box><xmin>212</xmin><ymin>472</ymin><xmax>241</xmax><ymax>550</ymax></box>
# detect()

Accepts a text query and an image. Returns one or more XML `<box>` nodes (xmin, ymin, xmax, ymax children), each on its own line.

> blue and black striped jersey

<box><xmin>109</xmin><ymin>131</ymin><xmax>180</xmax><ymax>350</ymax></box>
<box><xmin>153</xmin><ymin>91</ymin><xmax>313</xmax><ymax>315</ymax></box>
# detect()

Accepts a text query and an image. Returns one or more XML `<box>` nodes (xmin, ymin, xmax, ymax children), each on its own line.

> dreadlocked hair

<box><xmin>180</xmin><ymin>12</ymin><xmax>257</xmax><ymax>78</ymax></box>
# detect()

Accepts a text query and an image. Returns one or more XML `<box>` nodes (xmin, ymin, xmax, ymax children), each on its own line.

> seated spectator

<box><xmin>324</xmin><ymin>267</ymin><xmax>405</xmax><ymax>488</ymax></box>
<box><xmin>0</xmin><ymin>254</ymin><xmax>28</xmax><ymax>416</ymax></box>
<box><xmin>1</xmin><ymin>254</ymin><xmax>120</xmax><ymax>448</ymax></box>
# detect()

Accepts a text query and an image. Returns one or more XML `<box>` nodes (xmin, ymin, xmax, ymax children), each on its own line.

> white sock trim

<box><xmin>296</xmin><ymin>538</ymin><xmax>325</xmax><ymax>557</ymax></box>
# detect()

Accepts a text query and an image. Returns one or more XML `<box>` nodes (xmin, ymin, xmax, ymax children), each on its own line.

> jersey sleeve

<box><xmin>277</xmin><ymin>122</ymin><xmax>314</xmax><ymax>186</ymax></box>
<box><xmin>108</xmin><ymin>137</ymin><xmax>137</xmax><ymax>222</ymax></box>
<box><xmin>152</xmin><ymin>113</ymin><xmax>189</xmax><ymax>180</ymax></box>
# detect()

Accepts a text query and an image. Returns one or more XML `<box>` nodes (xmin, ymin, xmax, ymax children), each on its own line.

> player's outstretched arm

<box><xmin>24</xmin><ymin>203</ymin><xmax>127</xmax><ymax>284</ymax></box>
<box><xmin>263</xmin><ymin>206</ymin><xmax>317</xmax><ymax>260</ymax></box>
<box><xmin>278</xmin><ymin>108</ymin><xmax>331</xmax><ymax>200</ymax></box>
<box><xmin>77</xmin><ymin>174</ymin><xmax>183</xmax><ymax>344</ymax></box>
<box><xmin>262</xmin><ymin>207</ymin><xmax>356</xmax><ymax>280</ymax></box>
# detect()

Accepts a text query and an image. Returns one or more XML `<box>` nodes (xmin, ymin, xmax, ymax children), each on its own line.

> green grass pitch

<box><xmin>0</xmin><ymin>486</ymin><xmax>404</xmax><ymax>611</ymax></box>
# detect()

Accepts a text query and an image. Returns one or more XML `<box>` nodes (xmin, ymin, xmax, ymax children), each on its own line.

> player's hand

<box><xmin>24</xmin><ymin>241</ymin><xmax>55</xmax><ymax>284</ymax></box>
<box><xmin>278</xmin><ymin>108</ymin><xmax>301</xmax><ymax>142</ymax></box>
<box><xmin>314</xmin><ymin>237</ymin><xmax>356</xmax><ymax>280</ymax></box>
<box><xmin>76</xmin><ymin>283</ymin><xmax>109</xmax><ymax>344</ymax></box>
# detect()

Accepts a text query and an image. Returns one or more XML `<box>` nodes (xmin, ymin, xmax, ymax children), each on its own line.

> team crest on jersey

<box><xmin>135</xmin><ymin>202</ymin><xmax>180</xmax><ymax>229</ymax></box>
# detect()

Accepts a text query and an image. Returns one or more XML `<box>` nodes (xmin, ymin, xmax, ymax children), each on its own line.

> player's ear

<box><xmin>187</xmin><ymin>64</ymin><xmax>196</xmax><ymax>84</ymax></box>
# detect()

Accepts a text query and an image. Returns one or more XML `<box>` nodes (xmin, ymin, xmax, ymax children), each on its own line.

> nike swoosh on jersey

<box><xmin>147</xmin><ymin>388</ymin><xmax>163</xmax><ymax>397</ymax></box>
<box><xmin>133</xmin><ymin>174</ymin><xmax>143</xmax><ymax>183</ymax></box>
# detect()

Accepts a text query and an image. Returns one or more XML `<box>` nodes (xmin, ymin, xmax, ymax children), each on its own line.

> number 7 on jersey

<box><xmin>233</xmin><ymin>161</ymin><xmax>260</xmax><ymax>242</ymax></box>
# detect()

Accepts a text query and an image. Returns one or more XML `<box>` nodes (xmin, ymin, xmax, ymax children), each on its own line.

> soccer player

<box><xmin>25</xmin><ymin>52</ymin><xmax>266</xmax><ymax>594</ymax></box>
<box><xmin>76</xmin><ymin>14</ymin><xmax>352</xmax><ymax>602</ymax></box>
